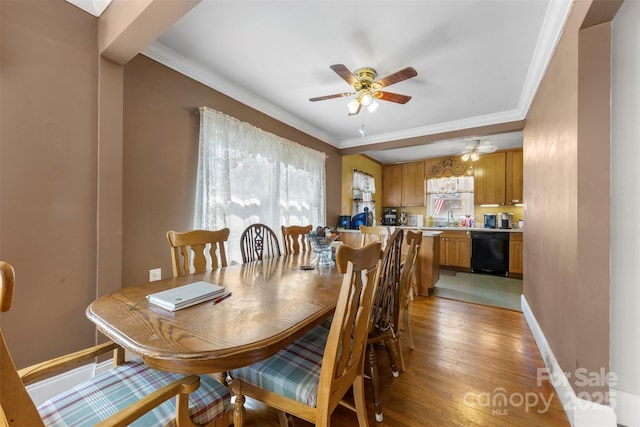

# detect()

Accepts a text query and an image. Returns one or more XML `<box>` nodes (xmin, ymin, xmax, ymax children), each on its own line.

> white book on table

<box><xmin>147</xmin><ymin>281</ymin><xmax>226</xmax><ymax>311</ymax></box>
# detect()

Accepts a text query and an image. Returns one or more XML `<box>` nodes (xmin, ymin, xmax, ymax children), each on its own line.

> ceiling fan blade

<box><xmin>375</xmin><ymin>91</ymin><xmax>412</xmax><ymax>104</ymax></box>
<box><xmin>477</xmin><ymin>145</ymin><xmax>498</xmax><ymax>153</ymax></box>
<box><xmin>330</xmin><ymin>64</ymin><xmax>359</xmax><ymax>86</ymax></box>
<box><xmin>309</xmin><ymin>92</ymin><xmax>351</xmax><ymax>102</ymax></box>
<box><xmin>374</xmin><ymin>67</ymin><xmax>417</xmax><ymax>88</ymax></box>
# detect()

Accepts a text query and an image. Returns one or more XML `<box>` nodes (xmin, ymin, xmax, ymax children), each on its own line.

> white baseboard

<box><xmin>521</xmin><ymin>295</ymin><xmax>618</xmax><ymax>427</ymax></box>
<box><xmin>26</xmin><ymin>358</ymin><xmax>119</xmax><ymax>407</ymax></box>
<box><xmin>611</xmin><ymin>388</ymin><xmax>640</xmax><ymax>427</ymax></box>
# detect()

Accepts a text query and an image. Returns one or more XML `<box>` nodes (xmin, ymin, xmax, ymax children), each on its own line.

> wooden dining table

<box><xmin>86</xmin><ymin>253</ymin><xmax>344</xmax><ymax>374</ymax></box>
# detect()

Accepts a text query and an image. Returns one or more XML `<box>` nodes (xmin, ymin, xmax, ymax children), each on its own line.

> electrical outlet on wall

<box><xmin>149</xmin><ymin>268</ymin><xmax>161</xmax><ymax>282</ymax></box>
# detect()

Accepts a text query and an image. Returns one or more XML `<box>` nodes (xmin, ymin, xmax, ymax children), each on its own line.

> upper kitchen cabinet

<box><xmin>381</xmin><ymin>164</ymin><xmax>402</xmax><ymax>207</ymax></box>
<box><xmin>474</xmin><ymin>152</ymin><xmax>506</xmax><ymax>205</ymax></box>
<box><xmin>381</xmin><ymin>161</ymin><xmax>425</xmax><ymax>207</ymax></box>
<box><xmin>401</xmin><ymin>161</ymin><xmax>425</xmax><ymax>206</ymax></box>
<box><xmin>505</xmin><ymin>149</ymin><xmax>523</xmax><ymax>204</ymax></box>
<box><xmin>473</xmin><ymin>149</ymin><xmax>523</xmax><ymax>205</ymax></box>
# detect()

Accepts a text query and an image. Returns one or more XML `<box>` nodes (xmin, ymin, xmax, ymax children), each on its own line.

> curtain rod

<box><xmin>352</xmin><ymin>168</ymin><xmax>373</xmax><ymax>177</ymax></box>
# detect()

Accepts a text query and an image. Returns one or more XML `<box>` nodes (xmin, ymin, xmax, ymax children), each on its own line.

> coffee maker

<box><xmin>483</xmin><ymin>214</ymin><xmax>497</xmax><ymax>229</ymax></box>
<box><xmin>382</xmin><ymin>208</ymin><xmax>397</xmax><ymax>226</ymax></box>
<box><xmin>499</xmin><ymin>213</ymin><xmax>513</xmax><ymax>229</ymax></box>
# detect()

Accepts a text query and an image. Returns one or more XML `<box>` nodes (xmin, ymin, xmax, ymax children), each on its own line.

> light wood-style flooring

<box><xmin>231</xmin><ymin>295</ymin><xmax>570</xmax><ymax>426</ymax></box>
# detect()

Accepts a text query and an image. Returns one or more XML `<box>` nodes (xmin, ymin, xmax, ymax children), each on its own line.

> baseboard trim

<box><xmin>26</xmin><ymin>359</ymin><xmax>114</xmax><ymax>406</ymax></box>
<box><xmin>611</xmin><ymin>388</ymin><xmax>640</xmax><ymax>427</ymax></box>
<box><xmin>521</xmin><ymin>295</ymin><xmax>617</xmax><ymax>427</ymax></box>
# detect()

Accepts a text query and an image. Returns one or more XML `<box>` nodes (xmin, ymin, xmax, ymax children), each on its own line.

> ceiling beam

<box><xmin>98</xmin><ymin>0</ymin><xmax>200</xmax><ymax>65</ymax></box>
<box><xmin>338</xmin><ymin>120</ymin><xmax>525</xmax><ymax>157</ymax></box>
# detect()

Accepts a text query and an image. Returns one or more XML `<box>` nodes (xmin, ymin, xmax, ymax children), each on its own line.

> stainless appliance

<box><xmin>484</xmin><ymin>214</ymin><xmax>497</xmax><ymax>229</ymax></box>
<box><xmin>382</xmin><ymin>208</ymin><xmax>397</xmax><ymax>226</ymax></box>
<box><xmin>499</xmin><ymin>213</ymin><xmax>513</xmax><ymax>229</ymax></box>
<box><xmin>471</xmin><ymin>231</ymin><xmax>510</xmax><ymax>276</ymax></box>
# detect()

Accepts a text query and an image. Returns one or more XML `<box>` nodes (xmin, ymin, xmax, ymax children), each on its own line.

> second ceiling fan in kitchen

<box><xmin>309</xmin><ymin>64</ymin><xmax>417</xmax><ymax>115</ymax></box>
<box><xmin>460</xmin><ymin>140</ymin><xmax>498</xmax><ymax>162</ymax></box>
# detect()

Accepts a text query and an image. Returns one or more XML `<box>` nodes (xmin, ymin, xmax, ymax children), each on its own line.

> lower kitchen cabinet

<box><xmin>439</xmin><ymin>231</ymin><xmax>471</xmax><ymax>269</ymax></box>
<box><xmin>509</xmin><ymin>233</ymin><xmax>523</xmax><ymax>278</ymax></box>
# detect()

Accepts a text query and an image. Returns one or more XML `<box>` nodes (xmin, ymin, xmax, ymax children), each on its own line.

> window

<box><xmin>194</xmin><ymin>107</ymin><xmax>326</xmax><ymax>263</ymax></box>
<box><xmin>426</xmin><ymin>177</ymin><xmax>474</xmax><ymax>225</ymax></box>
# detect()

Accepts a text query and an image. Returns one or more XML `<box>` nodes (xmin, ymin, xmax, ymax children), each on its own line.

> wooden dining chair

<box><xmin>229</xmin><ymin>242</ymin><xmax>383</xmax><ymax>427</ymax></box>
<box><xmin>359</xmin><ymin>224</ymin><xmax>394</xmax><ymax>250</ymax></box>
<box><xmin>281</xmin><ymin>224</ymin><xmax>312</xmax><ymax>254</ymax></box>
<box><xmin>399</xmin><ymin>230</ymin><xmax>423</xmax><ymax>354</ymax></box>
<box><xmin>0</xmin><ymin>261</ymin><xmax>231</xmax><ymax>427</ymax></box>
<box><xmin>240</xmin><ymin>223</ymin><xmax>282</xmax><ymax>263</ymax></box>
<box><xmin>167</xmin><ymin>228</ymin><xmax>230</xmax><ymax>277</ymax></box>
<box><xmin>360</xmin><ymin>227</ymin><xmax>405</xmax><ymax>423</ymax></box>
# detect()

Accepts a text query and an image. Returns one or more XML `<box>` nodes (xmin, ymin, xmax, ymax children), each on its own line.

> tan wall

<box><xmin>524</xmin><ymin>0</ymin><xmax>612</xmax><ymax>397</ymax></box>
<box><xmin>122</xmin><ymin>55</ymin><xmax>341</xmax><ymax>286</ymax></box>
<box><xmin>0</xmin><ymin>1</ymin><xmax>100</xmax><ymax>367</ymax></box>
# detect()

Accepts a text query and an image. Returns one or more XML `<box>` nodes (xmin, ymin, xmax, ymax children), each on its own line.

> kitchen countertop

<box><xmin>337</xmin><ymin>226</ymin><xmax>523</xmax><ymax>233</ymax></box>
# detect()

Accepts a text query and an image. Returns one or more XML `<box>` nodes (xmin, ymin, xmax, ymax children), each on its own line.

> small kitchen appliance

<box><xmin>407</xmin><ymin>214</ymin><xmax>424</xmax><ymax>227</ymax></box>
<box><xmin>337</xmin><ymin>215</ymin><xmax>351</xmax><ymax>229</ymax></box>
<box><xmin>483</xmin><ymin>214</ymin><xmax>497</xmax><ymax>229</ymax></box>
<box><xmin>398</xmin><ymin>212</ymin><xmax>408</xmax><ymax>225</ymax></box>
<box><xmin>499</xmin><ymin>213</ymin><xmax>513</xmax><ymax>229</ymax></box>
<box><xmin>382</xmin><ymin>208</ymin><xmax>397</xmax><ymax>226</ymax></box>
<box><xmin>350</xmin><ymin>207</ymin><xmax>373</xmax><ymax>229</ymax></box>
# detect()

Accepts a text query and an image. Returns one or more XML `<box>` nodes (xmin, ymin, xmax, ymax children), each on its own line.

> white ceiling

<box><xmin>71</xmin><ymin>0</ymin><xmax>573</xmax><ymax>164</ymax></box>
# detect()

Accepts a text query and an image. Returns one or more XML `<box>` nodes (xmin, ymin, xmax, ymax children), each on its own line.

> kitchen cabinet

<box><xmin>509</xmin><ymin>233</ymin><xmax>523</xmax><ymax>278</ymax></box>
<box><xmin>474</xmin><ymin>152</ymin><xmax>506</xmax><ymax>205</ymax></box>
<box><xmin>381</xmin><ymin>162</ymin><xmax>424</xmax><ymax>207</ymax></box>
<box><xmin>381</xmin><ymin>164</ymin><xmax>402</xmax><ymax>207</ymax></box>
<box><xmin>400</xmin><ymin>161</ymin><xmax>425</xmax><ymax>206</ymax></box>
<box><xmin>474</xmin><ymin>149</ymin><xmax>523</xmax><ymax>205</ymax></box>
<box><xmin>438</xmin><ymin>230</ymin><xmax>471</xmax><ymax>269</ymax></box>
<box><xmin>506</xmin><ymin>150</ymin><xmax>524</xmax><ymax>204</ymax></box>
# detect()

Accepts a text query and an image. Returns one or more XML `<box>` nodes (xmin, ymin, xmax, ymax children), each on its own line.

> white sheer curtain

<box><xmin>193</xmin><ymin>107</ymin><xmax>326</xmax><ymax>264</ymax></box>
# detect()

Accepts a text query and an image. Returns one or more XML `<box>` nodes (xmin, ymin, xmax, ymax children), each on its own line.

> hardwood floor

<box><xmin>229</xmin><ymin>296</ymin><xmax>570</xmax><ymax>426</ymax></box>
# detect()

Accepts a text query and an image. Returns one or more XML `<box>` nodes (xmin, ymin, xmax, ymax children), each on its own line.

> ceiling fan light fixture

<box><xmin>470</xmin><ymin>151</ymin><xmax>480</xmax><ymax>161</ymax></box>
<box><xmin>347</xmin><ymin>98</ymin><xmax>360</xmax><ymax>115</ymax></box>
<box><xmin>461</xmin><ymin>152</ymin><xmax>470</xmax><ymax>162</ymax></box>
<box><xmin>367</xmin><ymin>99</ymin><xmax>379</xmax><ymax>113</ymax></box>
<box><xmin>359</xmin><ymin>92</ymin><xmax>374</xmax><ymax>107</ymax></box>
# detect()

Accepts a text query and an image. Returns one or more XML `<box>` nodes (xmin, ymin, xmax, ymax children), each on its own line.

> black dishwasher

<box><xmin>471</xmin><ymin>232</ymin><xmax>510</xmax><ymax>276</ymax></box>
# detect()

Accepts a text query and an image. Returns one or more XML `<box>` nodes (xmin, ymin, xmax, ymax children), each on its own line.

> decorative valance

<box><xmin>427</xmin><ymin>176</ymin><xmax>474</xmax><ymax>194</ymax></box>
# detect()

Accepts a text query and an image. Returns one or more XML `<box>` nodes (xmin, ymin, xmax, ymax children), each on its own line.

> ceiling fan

<box><xmin>309</xmin><ymin>64</ymin><xmax>417</xmax><ymax>115</ymax></box>
<box><xmin>461</xmin><ymin>140</ymin><xmax>498</xmax><ymax>161</ymax></box>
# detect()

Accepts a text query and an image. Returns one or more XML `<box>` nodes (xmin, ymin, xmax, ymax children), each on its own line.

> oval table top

<box><xmin>86</xmin><ymin>253</ymin><xmax>343</xmax><ymax>374</ymax></box>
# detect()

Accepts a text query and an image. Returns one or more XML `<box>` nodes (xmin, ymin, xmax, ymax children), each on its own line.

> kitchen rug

<box><xmin>433</xmin><ymin>271</ymin><xmax>522</xmax><ymax>311</ymax></box>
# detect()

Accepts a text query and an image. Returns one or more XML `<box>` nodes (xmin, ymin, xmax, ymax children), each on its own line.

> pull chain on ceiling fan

<box><xmin>309</xmin><ymin>64</ymin><xmax>417</xmax><ymax>116</ymax></box>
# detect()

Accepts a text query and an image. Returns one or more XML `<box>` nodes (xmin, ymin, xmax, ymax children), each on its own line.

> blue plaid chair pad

<box><xmin>230</xmin><ymin>325</ymin><xmax>329</xmax><ymax>408</ymax></box>
<box><xmin>37</xmin><ymin>358</ymin><xmax>230</xmax><ymax>427</ymax></box>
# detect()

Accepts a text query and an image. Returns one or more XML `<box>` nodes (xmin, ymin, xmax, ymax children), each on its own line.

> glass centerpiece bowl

<box><xmin>307</xmin><ymin>229</ymin><xmax>340</xmax><ymax>268</ymax></box>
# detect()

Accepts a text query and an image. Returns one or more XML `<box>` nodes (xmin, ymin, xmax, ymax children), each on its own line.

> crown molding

<box><xmin>142</xmin><ymin>43</ymin><xmax>339</xmax><ymax>147</ymax></box>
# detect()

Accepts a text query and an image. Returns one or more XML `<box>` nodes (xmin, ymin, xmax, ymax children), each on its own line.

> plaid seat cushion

<box><xmin>230</xmin><ymin>325</ymin><xmax>329</xmax><ymax>408</ymax></box>
<box><xmin>37</xmin><ymin>358</ymin><xmax>230</xmax><ymax>427</ymax></box>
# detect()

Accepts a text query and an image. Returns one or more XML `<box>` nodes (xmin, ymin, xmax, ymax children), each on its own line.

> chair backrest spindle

<box><xmin>166</xmin><ymin>229</ymin><xmax>230</xmax><ymax>277</ymax></box>
<box><xmin>240</xmin><ymin>223</ymin><xmax>281</xmax><ymax>263</ymax></box>
<box><xmin>281</xmin><ymin>225</ymin><xmax>312</xmax><ymax>254</ymax></box>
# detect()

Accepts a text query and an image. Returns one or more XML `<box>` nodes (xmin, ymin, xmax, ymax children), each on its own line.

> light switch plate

<box><xmin>149</xmin><ymin>268</ymin><xmax>161</xmax><ymax>282</ymax></box>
